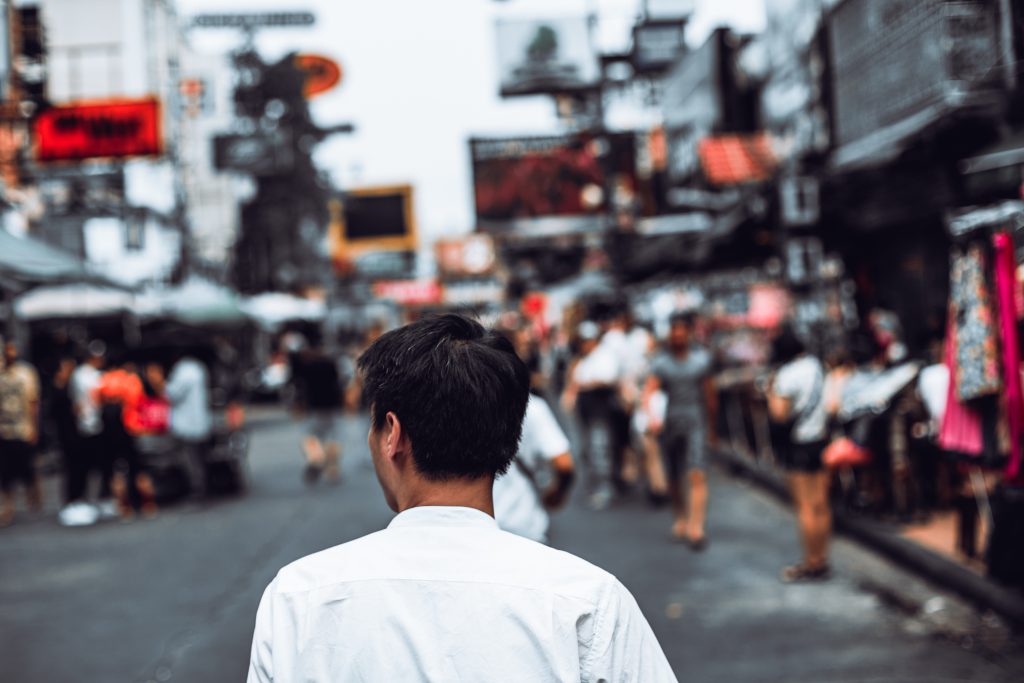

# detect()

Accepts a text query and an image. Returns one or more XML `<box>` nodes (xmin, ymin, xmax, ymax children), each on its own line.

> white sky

<box><xmin>177</xmin><ymin>0</ymin><xmax>765</xmax><ymax>242</ymax></box>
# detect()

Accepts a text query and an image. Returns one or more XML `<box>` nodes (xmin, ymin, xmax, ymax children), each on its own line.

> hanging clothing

<box><xmin>994</xmin><ymin>233</ymin><xmax>1024</xmax><ymax>482</ymax></box>
<box><xmin>939</xmin><ymin>316</ymin><xmax>984</xmax><ymax>455</ymax></box>
<box><xmin>951</xmin><ymin>243</ymin><xmax>1001</xmax><ymax>401</ymax></box>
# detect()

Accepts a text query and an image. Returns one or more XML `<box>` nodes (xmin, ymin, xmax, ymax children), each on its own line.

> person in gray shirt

<box><xmin>642</xmin><ymin>313</ymin><xmax>717</xmax><ymax>548</ymax></box>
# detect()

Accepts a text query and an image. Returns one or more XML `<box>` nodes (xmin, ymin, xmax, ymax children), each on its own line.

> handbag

<box><xmin>822</xmin><ymin>436</ymin><xmax>872</xmax><ymax>469</ymax></box>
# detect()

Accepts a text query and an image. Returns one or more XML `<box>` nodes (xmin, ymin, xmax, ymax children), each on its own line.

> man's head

<box><xmin>668</xmin><ymin>312</ymin><xmax>695</xmax><ymax>352</ymax></box>
<box><xmin>357</xmin><ymin>314</ymin><xmax>530</xmax><ymax>512</ymax></box>
<box><xmin>4</xmin><ymin>340</ymin><xmax>18</xmax><ymax>366</ymax></box>
<box><xmin>86</xmin><ymin>341</ymin><xmax>107</xmax><ymax>369</ymax></box>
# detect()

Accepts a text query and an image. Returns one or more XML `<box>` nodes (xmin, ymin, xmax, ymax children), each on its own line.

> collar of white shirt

<box><xmin>386</xmin><ymin>505</ymin><xmax>499</xmax><ymax>530</ymax></box>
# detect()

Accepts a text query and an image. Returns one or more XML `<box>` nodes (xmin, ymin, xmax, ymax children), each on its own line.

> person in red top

<box><xmin>95</xmin><ymin>361</ymin><xmax>157</xmax><ymax>519</ymax></box>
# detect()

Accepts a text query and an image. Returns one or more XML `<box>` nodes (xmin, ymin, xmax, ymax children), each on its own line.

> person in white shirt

<box><xmin>248</xmin><ymin>314</ymin><xmax>676</xmax><ymax>683</ymax></box>
<box><xmin>493</xmin><ymin>392</ymin><xmax>575</xmax><ymax>544</ymax></box>
<box><xmin>164</xmin><ymin>354</ymin><xmax>212</xmax><ymax>496</ymax></box>
<box><xmin>65</xmin><ymin>342</ymin><xmax>114</xmax><ymax>524</ymax></box>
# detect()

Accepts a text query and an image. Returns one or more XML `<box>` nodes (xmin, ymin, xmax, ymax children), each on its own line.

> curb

<box><xmin>713</xmin><ymin>448</ymin><xmax>1024</xmax><ymax>628</ymax></box>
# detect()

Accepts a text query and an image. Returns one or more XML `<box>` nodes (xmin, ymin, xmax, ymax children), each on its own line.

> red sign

<box><xmin>294</xmin><ymin>54</ymin><xmax>343</xmax><ymax>99</ymax></box>
<box><xmin>34</xmin><ymin>98</ymin><xmax>162</xmax><ymax>162</ymax></box>
<box><xmin>372</xmin><ymin>280</ymin><xmax>442</xmax><ymax>306</ymax></box>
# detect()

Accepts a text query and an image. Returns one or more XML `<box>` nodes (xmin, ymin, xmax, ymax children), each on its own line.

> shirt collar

<box><xmin>387</xmin><ymin>506</ymin><xmax>498</xmax><ymax>530</ymax></box>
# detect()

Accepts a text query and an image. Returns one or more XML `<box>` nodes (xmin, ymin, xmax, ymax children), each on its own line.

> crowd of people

<box><xmin>0</xmin><ymin>338</ymin><xmax>213</xmax><ymax>528</ymax></box>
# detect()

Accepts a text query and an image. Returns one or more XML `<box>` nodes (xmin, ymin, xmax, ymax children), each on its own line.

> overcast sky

<box><xmin>177</xmin><ymin>0</ymin><xmax>766</xmax><ymax>242</ymax></box>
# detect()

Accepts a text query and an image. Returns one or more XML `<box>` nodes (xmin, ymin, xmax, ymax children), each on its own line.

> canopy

<box><xmin>14</xmin><ymin>284</ymin><xmax>138</xmax><ymax>320</ymax></box>
<box><xmin>0</xmin><ymin>228</ymin><xmax>110</xmax><ymax>289</ymax></box>
<box><xmin>139</xmin><ymin>278</ymin><xmax>248</xmax><ymax>327</ymax></box>
<box><xmin>241</xmin><ymin>292</ymin><xmax>326</xmax><ymax>331</ymax></box>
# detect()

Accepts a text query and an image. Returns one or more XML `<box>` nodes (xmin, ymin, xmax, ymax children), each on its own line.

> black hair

<box><xmin>848</xmin><ymin>330</ymin><xmax>883</xmax><ymax>366</ymax></box>
<box><xmin>356</xmin><ymin>313</ymin><xmax>530</xmax><ymax>481</ymax></box>
<box><xmin>771</xmin><ymin>325</ymin><xmax>805</xmax><ymax>366</ymax></box>
<box><xmin>669</xmin><ymin>311</ymin><xmax>696</xmax><ymax>328</ymax></box>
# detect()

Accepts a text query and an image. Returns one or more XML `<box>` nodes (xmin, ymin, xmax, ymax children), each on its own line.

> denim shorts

<box><xmin>660</xmin><ymin>421</ymin><xmax>706</xmax><ymax>480</ymax></box>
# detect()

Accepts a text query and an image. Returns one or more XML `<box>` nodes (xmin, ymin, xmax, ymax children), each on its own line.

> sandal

<box><xmin>780</xmin><ymin>563</ymin><xmax>831</xmax><ymax>583</ymax></box>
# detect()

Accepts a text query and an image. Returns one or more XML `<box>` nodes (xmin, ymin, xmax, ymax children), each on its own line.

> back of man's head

<box><xmin>357</xmin><ymin>314</ymin><xmax>530</xmax><ymax>481</ymax></box>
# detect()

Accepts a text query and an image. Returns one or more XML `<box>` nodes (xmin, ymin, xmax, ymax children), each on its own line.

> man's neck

<box><xmin>397</xmin><ymin>477</ymin><xmax>496</xmax><ymax>517</ymax></box>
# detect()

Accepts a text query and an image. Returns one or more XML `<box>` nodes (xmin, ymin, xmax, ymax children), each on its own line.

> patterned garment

<box><xmin>951</xmin><ymin>244</ymin><xmax>1001</xmax><ymax>401</ymax></box>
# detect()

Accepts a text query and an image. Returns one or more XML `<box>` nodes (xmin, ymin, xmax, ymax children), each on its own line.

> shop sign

<box><xmin>213</xmin><ymin>131</ymin><xmax>294</xmax><ymax>175</ymax></box>
<box><xmin>828</xmin><ymin>0</ymin><xmax>999</xmax><ymax>169</ymax></box>
<box><xmin>192</xmin><ymin>13</ymin><xmax>315</xmax><ymax>29</ymax></box>
<box><xmin>632</xmin><ymin>19</ymin><xmax>687</xmax><ymax>74</ymax></box>
<box><xmin>495</xmin><ymin>17</ymin><xmax>599</xmax><ymax>98</ymax></box>
<box><xmin>330</xmin><ymin>185</ymin><xmax>418</xmax><ymax>257</ymax></box>
<box><xmin>662</xmin><ymin>32</ymin><xmax>719</xmax><ymax>184</ymax></box>
<box><xmin>294</xmin><ymin>54</ymin><xmax>342</xmax><ymax>99</ymax></box>
<box><xmin>373</xmin><ymin>279</ymin><xmax>442</xmax><ymax>306</ymax></box>
<box><xmin>435</xmin><ymin>235</ymin><xmax>496</xmax><ymax>278</ymax></box>
<box><xmin>442</xmin><ymin>280</ymin><xmax>505</xmax><ymax>306</ymax></box>
<box><xmin>34</xmin><ymin>98</ymin><xmax>162</xmax><ymax>162</ymax></box>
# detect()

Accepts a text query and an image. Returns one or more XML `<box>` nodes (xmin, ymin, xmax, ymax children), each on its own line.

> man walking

<box><xmin>248</xmin><ymin>314</ymin><xmax>676</xmax><ymax>682</ymax></box>
<box><xmin>292</xmin><ymin>342</ymin><xmax>344</xmax><ymax>485</ymax></box>
<box><xmin>163</xmin><ymin>352</ymin><xmax>212</xmax><ymax>496</ymax></box>
<box><xmin>643</xmin><ymin>313</ymin><xmax>717</xmax><ymax>548</ymax></box>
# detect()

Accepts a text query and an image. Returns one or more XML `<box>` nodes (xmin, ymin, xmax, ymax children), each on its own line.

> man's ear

<box><xmin>383</xmin><ymin>411</ymin><xmax>405</xmax><ymax>461</ymax></box>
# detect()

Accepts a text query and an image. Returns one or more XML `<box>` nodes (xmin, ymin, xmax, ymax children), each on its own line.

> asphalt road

<box><xmin>2</xmin><ymin>412</ymin><xmax>1022</xmax><ymax>682</ymax></box>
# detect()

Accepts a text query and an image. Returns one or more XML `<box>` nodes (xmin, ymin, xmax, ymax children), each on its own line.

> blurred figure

<box><xmin>643</xmin><ymin>313</ymin><xmax>716</xmax><ymax>548</ymax></box>
<box><xmin>493</xmin><ymin>391</ymin><xmax>575</xmax><ymax>544</ymax></box>
<box><xmin>67</xmin><ymin>342</ymin><xmax>112</xmax><ymax>524</ymax></box>
<box><xmin>0</xmin><ymin>340</ymin><xmax>42</xmax><ymax>527</ymax></box>
<box><xmin>294</xmin><ymin>342</ymin><xmax>344</xmax><ymax>485</ymax></box>
<box><xmin>767</xmin><ymin>327</ymin><xmax>830</xmax><ymax>582</ymax></box>
<box><xmin>164</xmin><ymin>352</ymin><xmax>213</xmax><ymax>496</ymax></box>
<box><xmin>562</xmin><ymin>321</ymin><xmax>620</xmax><ymax>510</ymax></box>
<box><xmin>52</xmin><ymin>356</ymin><xmax>89</xmax><ymax>523</ymax></box>
<box><xmin>96</xmin><ymin>359</ymin><xmax>157</xmax><ymax>519</ymax></box>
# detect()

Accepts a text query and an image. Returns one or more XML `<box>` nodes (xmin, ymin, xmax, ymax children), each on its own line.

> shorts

<box><xmin>306</xmin><ymin>411</ymin><xmax>340</xmax><ymax>444</ymax></box>
<box><xmin>781</xmin><ymin>440</ymin><xmax>827</xmax><ymax>473</ymax></box>
<box><xmin>660</xmin><ymin>422</ymin><xmax>706</xmax><ymax>480</ymax></box>
<box><xmin>0</xmin><ymin>438</ymin><xmax>35</xmax><ymax>492</ymax></box>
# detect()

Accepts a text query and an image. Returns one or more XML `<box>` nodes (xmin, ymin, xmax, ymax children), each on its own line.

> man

<box><xmin>0</xmin><ymin>340</ymin><xmax>41</xmax><ymax>526</ymax></box>
<box><xmin>164</xmin><ymin>353</ymin><xmax>212</xmax><ymax>496</ymax></box>
<box><xmin>248</xmin><ymin>314</ymin><xmax>676</xmax><ymax>682</ymax></box>
<box><xmin>66</xmin><ymin>342</ymin><xmax>111</xmax><ymax>524</ymax></box>
<box><xmin>493</xmin><ymin>391</ymin><xmax>575</xmax><ymax>544</ymax></box>
<box><xmin>293</xmin><ymin>342</ymin><xmax>343</xmax><ymax>485</ymax></box>
<box><xmin>643</xmin><ymin>313</ymin><xmax>717</xmax><ymax>548</ymax></box>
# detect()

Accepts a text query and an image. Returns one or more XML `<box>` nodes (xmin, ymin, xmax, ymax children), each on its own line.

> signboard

<box><xmin>435</xmin><ymin>235</ymin><xmax>496</xmax><ymax>278</ymax></box>
<box><xmin>294</xmin><ymin>54</ymin><xmax>342</xmax><ymax>99</ymax></box>
<box><xmin>496</xmin><ymin>18</ymin><xmax>598</xmax><ymax>97</ymax></box>
<box><xmin>829</xmin><ymin>0</ymin><xmax>1000</xmax><ymax>169</ymax></box>
<box><xmin>329</xmin><ymin>185</ymin><xmax>418</xmax><ymax>257</ymax></box>
<box><xmin>442</xmin><ymin>280</ymin><xmax>505</xmax><ymax>307</ymax></box>
<box><xmin>192</xmin><ymin>12</ymin><xmax>316</xmax><ymax>29</ymax></box>
<box><xmin>470</xmin><ymin>133</ymin><xmax>639</xmax><ymax>234</ymax></box>
<box><xmin>213</xmin><ymin>131</ymin><xmax>294</xmax><ymax>175</ymax></box>
<box><xmin>662</xmin><ymin>32</ymin><xmax>719</xmax><ymax>183</ymax></box>
<box><xmin>34</xmin><ymin>98</ymin><xmax>162</xmax><ymax>162</ymax></box>
<box><xmin>372</xmin><ymin>279</ymin><xmax>442</xmax><ymax>306</ymax></box>
<box><xmin>632</xmin><ymin>19</ymin><xmax>687</xmax><ymax>74</ymax></box>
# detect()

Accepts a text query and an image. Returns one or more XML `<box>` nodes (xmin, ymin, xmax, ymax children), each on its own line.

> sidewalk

<box><xmin>714</xmin><ymin>448</ymin><xmax>1024</xmax><ymax>628</ymax></box>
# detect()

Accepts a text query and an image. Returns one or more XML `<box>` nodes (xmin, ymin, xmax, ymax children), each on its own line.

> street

<box><xmin>2</xmin><ymin>413</ymin><xmax>1022</xmax><ymax>683</ymax></box>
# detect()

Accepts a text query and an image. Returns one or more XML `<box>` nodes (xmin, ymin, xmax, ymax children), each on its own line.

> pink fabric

<box><xmin>994</xmin><ymin>233</ymin><xmax>1023</xmax><ymax>481</ymax></box>
<box><xmin>939</xmin><ymin>317</ymin><xmax>984</xmax><ymax>455</ymax></box>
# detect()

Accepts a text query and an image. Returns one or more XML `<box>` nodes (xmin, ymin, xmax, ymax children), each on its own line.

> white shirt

<box><xmin>166</xmin><ymin>358</ymin><xmax>212</xmax><ymax>441</ymax></box>
<box><xmin>71</xmin><ymin>364</ymin><xmax>102</xmax><ymax>436</ymax></box>
<box><xmin>494</xmin><ymin>395</ymin><xmax>571</xmax><ymax>543</ymax></box>
<box><xmin>773</xmin><ymin>355</ymin><xmax>827</xmax><ymax>444</ymax></box>
<box><xmin>573</xmin><ymin>339</ymin><xmax>621</xmax><ymax>387</ymax></box>
<box><xmin>248</xmin><ymin>506</ymin><xmax>676</xmax><ymax>683</ymax></box>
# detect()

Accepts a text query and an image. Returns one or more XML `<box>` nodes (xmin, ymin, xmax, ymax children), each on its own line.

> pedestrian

<box><xmin>95</xmin><ymin>359</ymin><xmax>157</xmax><ymax>519</ymax></box>
<box><xmin>561</xmin><ymin>320</ymin><xmax>621</xmax><ymax>509</ymax></box>
<box><xmin>0</xmin><ymin>339</ymin><xmax>42</xmax><ymax>527</ymax></box>
<box><xmin>293</xmin><ymin>341</ymin><xmax>344</xmax><ymax>485</ymax></box>
<box><xmin>68</xmin><ymin>342</ymin><xmax>114</xmax><ymax>523</ymax></box>
<box><xmin>493</xmin><ymin>389</ymin><xmax>575</xmax><ymax>544</ymax></box>
<box><xmin>52</xmin><ymin>356</ymin><xmax>91</xmax><ymax>525</ymax></box>
<box><xmin>248</xmin><ymin>314</ymin><xmax>676</xmax><ymax>682</ymax></box>
<box><xmin>766</xmin><ymin>326</ymin><xmax>831</xmax><ymax>582</ymax></box>
<box><xmin>642</xmin><ymin>312</ymin><xmax>717</xmax><ymax>548</ymax></box>
<box><xmin>163</xmin><ymin>351</ymin><xmax>212</xmax><ymax>496</ymax></box>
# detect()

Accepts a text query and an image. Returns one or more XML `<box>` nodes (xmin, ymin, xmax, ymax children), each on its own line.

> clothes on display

<box><xmin>993</xmin><ymin>233</ymin><xmax>1024</xmax><ymax>482</ymax></box>
<box><xmin>950</xmin><ymin>243</ymin><xmax>1002</xmax><ymax>402</ymax></box>
<box><xmin>938</xmin><ymin>317</ymin><xmax>984</xmax><ymax>456</ymax></box>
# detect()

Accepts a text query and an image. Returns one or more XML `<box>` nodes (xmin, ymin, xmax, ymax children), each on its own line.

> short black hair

<box><xmin>357</xmin><ymin>314</ymin><xmax>530</xmax><ymax>481</ymax></box>
<box><xmin>771</xmin><ymin>325</ymin><xmax>806</xmax><ymax>365</ymax></box>
<box><xmin>669</xmin><ymin>311</ymin><xmax>696</xmax><ymax>328</ymax></box>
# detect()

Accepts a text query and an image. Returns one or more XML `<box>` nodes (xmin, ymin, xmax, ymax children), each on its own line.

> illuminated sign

<box><xmin>328</xmin><ymin>185</ymin><xmax>418</xmax><ymax>258</ymax></box>
<box><xmin>34</xmin><ymin>98</ymin><xmax>162</xmax><ymax>162</ymax></box>
<box><xmin>294</xmin><ymin>54</ymin><xmax>343</xmax><ymax>99</ymax></box>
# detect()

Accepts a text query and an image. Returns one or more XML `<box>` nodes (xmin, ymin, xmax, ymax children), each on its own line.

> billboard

<box><xmin>34</xmin><ymin>98</ymin><xmax>163</xmax><ymax>162</ymax></box>
<box><xmin>329</xmin><ymin>185</ymin><xmax>418</xmax><ymax>258</ymax></box>
<box><xmin>496</xmin><ymin>18</ymin><xmax>598</xmax><ymax>97</ymax></box>
<box><xmin>662</xmin><ymin>32</ymin><xmax>720</xmax><ymax>183</ymax></box>
<box><xmin>213</xmin><ymin>131</ymin><xmax>294</xmax><ymax>175</ymax></box>
<box><xmin>470</xmin><ymin>133</ymin><xmax>639</xmax><ymax>235</ymax></box>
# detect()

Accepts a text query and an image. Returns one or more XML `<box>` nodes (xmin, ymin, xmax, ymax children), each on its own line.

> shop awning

<box><xmin>0</xmin><ymin>228</ymin><xmax>111</xmax><ymax>289</ymax></box>
<box><xmin>140</xmin><ymin>278</ymin><xmax>248</xmax><ymax>328</ymax></box>
<box><xmin>14</xmin><ymin>284</ymin><xmax>138</xmax><ymax>320</ymax></box>
<box><xmin>698</xmin><ymin>134</ymin><xmax>777</xmax><ymax>186</ymax></box>
<box><xmin>241</xmin><ymin>292</ymin><xmax>326</xmax><ymax>331</ymax></box>
<box><xmin>959</xmin><ymin>130</ymin><xmax>1024</xmax><ymax>175</ymax></box>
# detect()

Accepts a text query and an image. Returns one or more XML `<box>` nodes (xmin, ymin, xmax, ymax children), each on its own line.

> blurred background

<box><xmin>2</xmin><ymin>0</ymin><xmax>1024</xmax><ymax>681</ymax></box>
